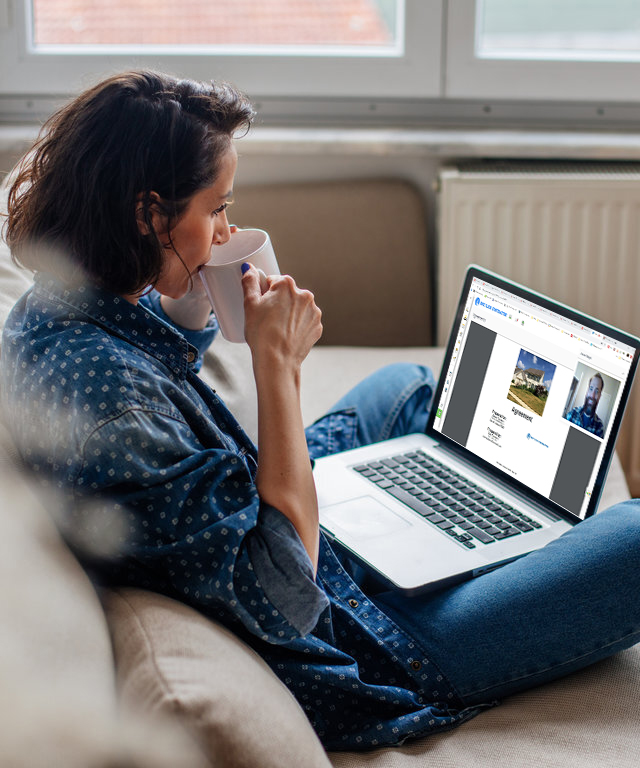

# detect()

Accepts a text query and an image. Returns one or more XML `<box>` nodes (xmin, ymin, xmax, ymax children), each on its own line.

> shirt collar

<box><xmin>33</xmin><ymin>272</ymin><xmax>196</xmax><ymax>379</ymax></box>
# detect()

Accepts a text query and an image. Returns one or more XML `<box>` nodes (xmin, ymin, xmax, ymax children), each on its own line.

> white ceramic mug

<box><xmin>199</xmin><ymin>228</ymin><xmax>280</xmax><ymax>343</ymax></box>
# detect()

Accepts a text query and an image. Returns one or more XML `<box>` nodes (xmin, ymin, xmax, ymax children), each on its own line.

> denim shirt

<box><xmin>1</xmin><ymin>273</ymin><xmax>475</xmax><ymax>750</ymax></box>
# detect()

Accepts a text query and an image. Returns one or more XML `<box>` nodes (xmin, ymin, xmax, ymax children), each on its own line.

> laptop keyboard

<box><xmin>352</xmin><ymin>450</ymin><xmax>542</xmax><ymax>550</ymax></box>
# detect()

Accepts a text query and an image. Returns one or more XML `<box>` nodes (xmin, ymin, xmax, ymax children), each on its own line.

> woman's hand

<box><xmin>241</xmin><ymin>264</ymin><xmax>323</xmax><ymax>372</ymax></box>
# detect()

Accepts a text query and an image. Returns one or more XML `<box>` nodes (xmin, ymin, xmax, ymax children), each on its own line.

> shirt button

<box><xmin>348</xmin><ymin>598</ymin><xmax>359</xmax><ymax>609</ymax></box>
<box><xmin>187</xmin><ymin>351</ymin><xmax>196</xmax><ymax>363</ymax></box>
<box><xmin>410</xmin><ymin>660</ymin><xmax>422</xmax><ymax>671</ymax></box>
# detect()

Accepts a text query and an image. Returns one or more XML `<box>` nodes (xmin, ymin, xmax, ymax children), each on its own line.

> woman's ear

<box><xmin>135</xmin><ymin>192</ymin><xmax>167</xmax><ymax>237</ymax></box>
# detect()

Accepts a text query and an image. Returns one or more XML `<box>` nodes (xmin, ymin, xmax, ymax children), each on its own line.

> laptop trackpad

<box><xmin>322</xmin><ymin>496</ymin><xmax>411</xmax><ymax>539</ymax></box>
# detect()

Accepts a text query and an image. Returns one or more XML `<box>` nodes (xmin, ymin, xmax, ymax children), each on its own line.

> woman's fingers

<box><xmin>243</xmin><ymin>271</ymin><xmax>322</xmax><ymax>364</ymax></box>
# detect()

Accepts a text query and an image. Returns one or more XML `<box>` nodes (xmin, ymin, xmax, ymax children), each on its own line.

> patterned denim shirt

<box><xmin>1</xmin><ymin>273</ymin><xmax>476</xmax><ymax>750</ymax></box>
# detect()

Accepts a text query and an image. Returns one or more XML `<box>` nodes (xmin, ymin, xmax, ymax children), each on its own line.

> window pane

<box><xmin>32</xmin><ymin>0</ymin><xmax>400</xmax><ymax>51</ymax></box>
<box><xmin>477</xmin><ymin>0</ymin><xmax>640</xmax><ymax>61</ymax></box>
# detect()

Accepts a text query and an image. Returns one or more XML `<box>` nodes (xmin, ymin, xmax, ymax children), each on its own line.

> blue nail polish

<box><xmin>241</xmin><ymin>262</ymin><xmax>250</xmax><ymax>274</ymax></box>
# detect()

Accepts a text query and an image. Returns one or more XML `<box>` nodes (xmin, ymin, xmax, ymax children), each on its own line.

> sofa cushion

<box><xmin>104</xmin><ymin>587</ymin><xmax>332</xmax><ymax>768</ymax></box>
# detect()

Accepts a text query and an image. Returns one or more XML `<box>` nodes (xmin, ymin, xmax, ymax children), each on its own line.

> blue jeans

<box><xmin>306</xmin><ymin>363</ymin><xmax>640</xmax><ymax>708</ymax></box>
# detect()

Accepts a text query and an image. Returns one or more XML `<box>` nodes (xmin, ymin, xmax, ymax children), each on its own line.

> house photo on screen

<box><xmin>508</xmin><ymin>349</ymin><xmax>557</xmax><ymax>418</ymax></box>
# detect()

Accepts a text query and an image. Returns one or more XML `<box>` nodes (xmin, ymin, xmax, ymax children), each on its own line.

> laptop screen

<box><xmin>430</xmin><ymin>266</ymin><xmax>639</xmax><ymax>521</ymax></box>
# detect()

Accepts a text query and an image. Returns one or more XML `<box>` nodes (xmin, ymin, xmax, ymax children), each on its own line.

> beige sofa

<box><xmin>1</xmin><ymin>178</ymin><xmax>639</xmax><ymax>768</ymax></box>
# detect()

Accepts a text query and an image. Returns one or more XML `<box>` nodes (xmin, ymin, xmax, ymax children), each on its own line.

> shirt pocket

<box><xmin>305</xmin><ymin>407</ymin><xmax>359</xmax><ymax>460</ymax></box>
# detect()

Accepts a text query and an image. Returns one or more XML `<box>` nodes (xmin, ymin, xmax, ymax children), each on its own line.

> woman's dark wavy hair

<box><xmin>4</xmin><ymin>70</ymin><xmax>255</xmax><ymax>295</ymax></box>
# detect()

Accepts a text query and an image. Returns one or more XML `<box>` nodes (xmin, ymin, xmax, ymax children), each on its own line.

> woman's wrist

<box><xmin>253</xmin><ymin>354</ymin><xmax>302</xmax><ymax>394</ymax></box>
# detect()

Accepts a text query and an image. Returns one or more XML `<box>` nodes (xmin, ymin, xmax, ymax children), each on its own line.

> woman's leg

<box><xmin>305</xmin><ymin>363</ymin><xmax>436</xmax><ymax>460</ymax></box>
<box><xmin>374</xmin><ymin>500</ymin><xmax>640</xmax><ymax>706</ymax></box>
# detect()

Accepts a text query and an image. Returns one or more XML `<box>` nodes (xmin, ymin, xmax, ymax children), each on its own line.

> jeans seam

<box><xmin>460</xmin><ymin>627</ymin><xmax>640</xmax><ymax>702</ymax></box>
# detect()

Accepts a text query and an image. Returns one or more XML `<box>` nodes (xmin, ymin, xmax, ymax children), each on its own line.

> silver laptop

<box><xmin>314</xmin><ymin>265</ymin><xmax>640</xmax><ymax>594</ymax></box>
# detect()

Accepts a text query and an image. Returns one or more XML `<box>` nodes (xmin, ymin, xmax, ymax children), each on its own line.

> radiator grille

<box><xmin>437</xmin><ymin>164</ymin><xmax>640</xmax><ymax>496</ymax></box>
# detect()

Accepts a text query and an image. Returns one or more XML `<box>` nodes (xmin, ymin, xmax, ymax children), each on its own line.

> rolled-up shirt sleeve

<box><xmin>248</xmin><ymin>503</ymin><xmax>329</xmax><ymax>637</ymax></box>
<box><xmin>75</xmin><ymin>407</ymin><xmax>328</xmax><ymax>644</ymax></box>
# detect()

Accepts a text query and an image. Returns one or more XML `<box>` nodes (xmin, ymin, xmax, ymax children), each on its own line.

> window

<box><xmin>446</xmin><ymin>0</ymin><xmax>640</xmax><ymax>102</ymax></box>
<box><xmin>0</xmin><ymin>0</ymin><xmax>442</xmax><ymax>100</ymax></box>
<box><xmin>477</xmin><ymin>0</ymin><xmax>640</xmax><ymax>62</ymax></box>
<box><xmin>32</xmin><ymin>0</ymin><xmax>398</xmax><ymax>51</ymax></box>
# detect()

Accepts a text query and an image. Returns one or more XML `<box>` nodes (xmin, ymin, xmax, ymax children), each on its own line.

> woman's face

<box><xmin>153</xmin><ymin>144</ymin><xmax>238</xmax><ymax>300</ymax></box>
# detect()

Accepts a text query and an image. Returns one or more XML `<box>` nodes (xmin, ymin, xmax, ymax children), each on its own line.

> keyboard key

<box><xmin>373</xmin><ymin>478</ymin><xmax>394</xmax><ymax>489</ymax></box>
<box><xmin>467</xmin><ymin>527</ymin><xmax>495</xmax><ymax>544</ymax></box>
<box><xmin>493</xmin><ymin>527</ymin><xmax>521</xmax><ymax>539</ymax></box>
<box><xmin>386</xmin><ymin>487</ymin><xmax>431</xmax><ymax>516</ymax></box>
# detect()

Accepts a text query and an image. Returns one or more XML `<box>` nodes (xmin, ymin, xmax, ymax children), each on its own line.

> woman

<box><xmin>2</xmin><ymin>70</ymin><xmax>640</xmax><ymax>751</ymax></box>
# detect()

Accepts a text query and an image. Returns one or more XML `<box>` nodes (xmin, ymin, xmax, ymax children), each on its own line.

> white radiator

<box><xmin>437</xmin><ymin>162</ymin><xmax>640</xmax><ymax>496</ymax></box>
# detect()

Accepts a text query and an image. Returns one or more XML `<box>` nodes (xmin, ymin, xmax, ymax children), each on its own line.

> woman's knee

<box><xmin>589</xmin><ymin>499</ymin><xmax>640</xmax><ymax>541</ymax></box>
<box><xmin>367</xmin><ymin>363</ymin><xmax>435</xmax><ymax>408</ymax></box>
<box><xmin>565</xmin><ymin>499</ymin><xmax>640</xmax><ymax>586</ymax></box>
<box><xmin>318</xmin><ymin>361</ymin><xmax>436</xmax><ymax>446</ymax></box>
<box><xmin>374</xmin><ymin>363</ymin><xmax>436</xmax><ymax>440</ymax></box>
